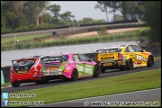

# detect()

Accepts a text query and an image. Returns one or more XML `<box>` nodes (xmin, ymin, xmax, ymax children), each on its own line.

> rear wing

<box><xmin>12</xmin><ymin>60</ymin><xmax>17</xmax><ymax>66</ymax></box>
<box><xmin>11</xmin><ymin>58</ymin><xmax>37</xmax><ymax>66</ymax></box>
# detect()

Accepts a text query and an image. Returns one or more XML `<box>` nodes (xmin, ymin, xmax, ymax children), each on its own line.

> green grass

<box><xmin>1</xmin><ymin>34</ymin><xmax>49</xmax><ymax>43</ymax></box>
<box><xmin>7</xmin><ymin>68</ymin><xmax>161</xmax><ymax>107</ymax></box>
<box><xmin>1</xmin><ymin>30</ymin><xmax>139</xmax><ymax>51</ymax></box>
<box><xmin>1</xmin><ymin>82</ymin><xmax>11</xmax><ymax>87</ymax></box>
<box><xmin>155</xmin><ymin>56</ymin><xmax>161</xmax><ymax>60</ymax></box>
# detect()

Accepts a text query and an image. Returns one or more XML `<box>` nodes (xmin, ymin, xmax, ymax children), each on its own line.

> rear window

<box><xmin>41</xmin><ymin>55</ymin><xmax>68</xmax><ymax>64</ymax></box>
<box><xmin>13</xmin><ymin>59</ymin><xmax>35</xmax><ymax>67</ymax></box>
<box><xmin>97</xmin><ymin>48</ymin><xmax>122</xmax><ymax>53</ymax></box>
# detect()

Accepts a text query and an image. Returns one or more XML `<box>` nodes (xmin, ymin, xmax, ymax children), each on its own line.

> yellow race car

<box><xmin>96</xmin><ymin>44</ymin><xmax>155</xmax><ymax>73</ymax></box>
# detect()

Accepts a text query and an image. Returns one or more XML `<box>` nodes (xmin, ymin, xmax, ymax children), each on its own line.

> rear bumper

<box><xmin>100</xmin><ymin>60</ymin><xmax>126</xmax><ymax>69</ymax></box>
<box><xmin>11</xmin><ymin>73</ymin><xmax>43</xmax><ymax>83</ymax></box>
<box><xmin>11</xmin><ymin>71</ymin><xmax>71</xmax><ymax>83</ymax></box>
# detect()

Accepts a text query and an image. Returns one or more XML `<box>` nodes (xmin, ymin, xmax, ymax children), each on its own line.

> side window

<box><xmin>62</xmin><ymin>55</ymin><xmax>68</xmax><ymax>62</ymax></box>
<box><xmin>125</xmin><ymin>46</ymin><xmax>135</xmax><ymax>52</ymax></box>
<box><xmin>78</xmin><ymin>54</ymin><xmax>89</xmax><ymax>62</ymax></box>
<box><xmin>73</xmin><ymin>55</ymin><xmax>80</xmax><ymax>61</ymax></box>
<box><xmin>132</xmin><ymin>45</ymin><xmax>142</xmax><ymax>52</ymax></box>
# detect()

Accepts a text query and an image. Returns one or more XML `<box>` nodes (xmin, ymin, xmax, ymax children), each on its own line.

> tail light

<box><xmin>118</xmin><ymin>53</ymin><xmax>123</xmax><ymax>59</ymax></box>
<box><xmin>95</xmin><ymin>55</ymin><xmax>98</xmax><ymax>61</ymax></box>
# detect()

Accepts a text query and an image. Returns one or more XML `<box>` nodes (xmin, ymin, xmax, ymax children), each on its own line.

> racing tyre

<box><xmin>120</xmin><ymin>67</ymin><xmax>126</xmax><ymax>71</ymax></box>
<box><xmin>11</xmin><ymin>81</ymin><xmax>20</xmax><ymax>87</ymax></box>
<box><xmin>93</xmin><ymin>65</ymin><xmax>101</xmax><ymax>77</ymax></box>
<box><xmin>126</xmin><ymin>59</ymin><xmax>133</xmax><ymax>70</ymax></box>
<box><xmin>147</xmin><ymin>56</ymin><xmax>154</xmax><ymax>67</ymax></box>
<box><xmin>71</xmin><ymin>69</ymin><xmax>78</xmax><ymax>81</ymax></box>
<box><xmin>101</xmin><ymin>68</ymin><xmax>106</xmax><ymax>73</ymax></box>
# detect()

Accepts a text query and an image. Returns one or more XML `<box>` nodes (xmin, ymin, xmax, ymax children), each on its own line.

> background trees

<box><xmin>96</xmin><ymin>1</ymin><xmax>161</xmax><ymax>44</ymax></box>
<box><xmin>143</xmin><ymin>1</ymin><xmax>161</xmax><ymax>43</ymax></box>
<box><xmin>1</xmin><ymin>1</ymin><xmax>161</xmax><ymax>44</ymax></box>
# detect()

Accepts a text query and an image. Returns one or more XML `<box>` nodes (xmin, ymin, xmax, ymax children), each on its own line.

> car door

<box><xmin>77</xmin><ymin>54</ymin><xmax>94</xmax><ymax>76</ymax></box>
<box><xmin>124</xmin><ymin>45</ymin><xmax>136</xmax><ymax>63</ymax></box>
<box><xmin>131</xmin><ymin>45</ymin><xmax>147</xmax><ymax>65</ymax></box>
<box><xmin>73</xmin><ymin>54</ymin><xmax>85</xmax><ymax>77</ymax></box>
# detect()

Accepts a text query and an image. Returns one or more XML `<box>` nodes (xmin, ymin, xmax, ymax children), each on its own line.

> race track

<box><xmin>35</xmin><ymin>88</ymin><xmax>161</xmax><ymax>107</ymax></box>
<box><xmin>1</xmin><ymin>59</ymin><xmax>161</xmax><ymax>93</ymax></box>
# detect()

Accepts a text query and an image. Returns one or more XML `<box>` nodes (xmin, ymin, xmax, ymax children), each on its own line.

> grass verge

<box><xmin>1</xmin><ymin>30</ymin><xmax>139</xmax><ymax>51</ymax></box>
<box><xmin>1</xmin><ymin>34</ymin><xmax>49</xmax><ymax>44</ymax></box>
<box><xmin>1</xmin><ymin>82</ymin><xmax>11</xmax><ymax>87</ymax></box>
<box><xmin>6</xmin><ymin>68</ymin><xmax>161</xmax><ymax>107</ymax></box>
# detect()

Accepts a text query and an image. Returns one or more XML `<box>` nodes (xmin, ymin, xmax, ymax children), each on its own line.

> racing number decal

<box><xmin>136</xmin><ymin>55</ymin><xmax>147</xmax><ymax>62</ymax></box>
<box><xmin>85</xmin><ymin>68</ymin><xmax>92</xmax><ymax>74</ymax></box>
<box><xmin>76</xmin><ymin>65</ymin><xmax>84</xmax><ymax>72</ymax></box>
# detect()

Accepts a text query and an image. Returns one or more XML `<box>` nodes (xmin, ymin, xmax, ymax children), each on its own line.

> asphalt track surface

<box><xmin>35</xmin><ymin>88</ymin><xmax>161</xmax><ymax>107</ymax></box>
<box><xmin>1</xmin><ymin>59</ymin><xmax>161</xmax><ymax>93</ymax></box>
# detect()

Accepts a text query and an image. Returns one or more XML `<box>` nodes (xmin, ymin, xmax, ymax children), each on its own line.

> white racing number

<box><xmin>76</xmin><ymin>65</ymin><xmax>84</xmax><ymax>72</ymax></box>
<box><xmin>85</xmin><ymin>68</ymin><xmax>92</xmax><ymax>74</ymax></box>
<box><xmin>136</xmin><ymin>55</ymin><xmax>147</xmax><ymax>62</ymax></box>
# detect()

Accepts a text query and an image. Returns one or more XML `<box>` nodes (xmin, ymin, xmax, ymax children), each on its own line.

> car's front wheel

<box><xmin>11</xmin><ymin>81</ymin><xmax>20</xmax><ymax>87</ymax></box>
<box><xmin>93</xmin><ymin>65</ymin><xmax>101</xmax><ymax>77</ymax></box>
<box><xmin>147</xmin><ymin>56</ymin><xmax>154</xmax><ymax>67</ymax></box>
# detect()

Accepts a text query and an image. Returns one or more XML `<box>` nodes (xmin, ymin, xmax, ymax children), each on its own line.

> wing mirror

<box><xmin>142</xmin><ymin>49</ymin><xmax>146</xmax><ymax>52</ymax></box>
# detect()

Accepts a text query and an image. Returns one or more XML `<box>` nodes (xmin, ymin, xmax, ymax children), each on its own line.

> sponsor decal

<box><xmin>136</xmin><ymin>55</ymin><xmax>147</xmax><ymax>62</ymax></box>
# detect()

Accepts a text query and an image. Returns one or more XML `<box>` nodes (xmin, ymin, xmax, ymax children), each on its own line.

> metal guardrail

<box><xmin>1</xmin><ymin>22</ymin><xmax>145</xmax><ymax>40</ymax></box>
<box><xmin>1</xmin><ymin>20</ymin><xmax>139</xmax><ymax>35</ymax></box>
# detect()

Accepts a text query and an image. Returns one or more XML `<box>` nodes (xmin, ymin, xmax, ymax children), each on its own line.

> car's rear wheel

<box><xmin>126</xmin><ymin>59</ymin><xmax>133</xmax><ymax>70</ymax></box>
<box><xmin>120</xmin><ymin>67</ymin><xmax>126</xmax><ymax>71</ymax></box>
<box><xmin>147</xmin><ymin>56</ymin><xmax>154</xmax><ymax>67</ymax></box>
<box><xmin>93</xmin><ymin>65</ymin><xmax>101</xmax><ymax>77</ymax></box>
<box><xmin>101</xmin><ymin>68</ymin><xmax>106</xmax><ymax>73</ymax></box>
<box><xmin>71</xmin><ymin>69</ymin><xmax>78</xmax><ymax>81</ymax></box>
<box><xmin>11</xmin><ymin>81</ymin><xmax>20</xmax><ymax>87</ymax></box>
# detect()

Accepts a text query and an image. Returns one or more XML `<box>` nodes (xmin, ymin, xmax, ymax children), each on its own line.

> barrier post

<box><xmin>1</xmin><ymin>70</ymin><xmax>5</xmax><ymax>84</ymax></box>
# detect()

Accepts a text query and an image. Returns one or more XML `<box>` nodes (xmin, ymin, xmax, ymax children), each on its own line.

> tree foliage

<box><xmin>96</xmin><ymin>1</ymin><xmax>161</xmax><ymax>44</ymax></box>
<box><xmin>143</xmin><ymin>1</ymin><xmax>161</xmax><ymax>43</ymax></box>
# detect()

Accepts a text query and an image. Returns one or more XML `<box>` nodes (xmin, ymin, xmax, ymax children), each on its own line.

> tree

<box><xmin>40</xmin><ymin>12</ymin><xmax>52</xmax><ymax>25</ymax></box>
<box><xmin>23</xmin><ymin>1</ymin><xmax>48</xmax><ymax>26</ymax></box>
<box><xmin>114</xmin><ymin>14</ymin><xmax>124</xmax><ymax>21</ymax></box>
<box><xmin>108</xmin><ymin>1</ymin><xmax>120</xmax><ymax>20</ymax></box>
<box><xmin>1</xmin><ymin>1</ymin><xmax>27</xmax><ymax>30</ymax></box>
<box><xmin>47</xmin><ymin>4</ymin><xmax>61</xmax><ymax>24</ymax></box>
<box><xmin>95</xmin><ymin>1</ymin><xmax>109</xmax><ymax>22</ymax></box>
<box><xmin>143</xmin><ymin>1</ymin><xmax>161</xmax><ymax>43</ymax></box>
<box><xmin>79</xmin><ymin>18</ymin><xmax>94</xmax><ymax>24</ymax></box>
<box><xmin>60</xmin><ymin>11</ymin><xmax>75</xmax><ymax>22</ymax></box>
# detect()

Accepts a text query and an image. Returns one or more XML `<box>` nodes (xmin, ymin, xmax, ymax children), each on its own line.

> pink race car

<box><xmin>10</xmin><ymin>53</ymin><xmax>101</xmax><ymax>87</ymax></box>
